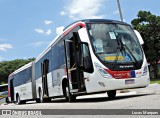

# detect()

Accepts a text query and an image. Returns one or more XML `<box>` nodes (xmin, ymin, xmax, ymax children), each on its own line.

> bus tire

<box><xmin>107</xmin><ymin>90</ymin><xmax>116</xmax><ymax>99</ymax></box>
<box><xmin>44</xmin><ymin>98</ymin><xmax>51</xmax><ymax>102</ymax></box>
<box><xmin>36</xmin><ymin>99</ymin><xmax>40</xmax><ymax>103</ymax></box>
<box><xmin>5</xmin><ymin>97</ymin><xmax>9</xmax><ymax>104</ymax></box>
<box><xmin>65</xmin><ymin>87</ymin><xmax>76</xmax><ymax>102</ymax></box>
<box><xmin>5</xmin><ymin>97</ymin><xmax>9</xmax><ymax>103</ymax></box>
<box><xmin>16</xmin><ymin>94</ymin><xmax>21</xmax><ymax>105</ymax></box>
<box><xmin>21</xmin><ymin>100</ymin><xmax>26</xmax><ymax>104</ymax></box>
<box><xmin>39</xmin><ymin>89</ymin><xmax>44</xmax><ymax>103</ymax></box>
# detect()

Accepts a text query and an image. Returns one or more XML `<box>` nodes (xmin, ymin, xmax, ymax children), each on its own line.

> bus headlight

<box><xmin>94</xmin><ymin>63</ymin><xmax>113</xmax><ymax>78</ymax></box>
<box><xmin>142</xmin><ymin>65</ymin><xmax>148</xmax><ymax>76</ymax></box>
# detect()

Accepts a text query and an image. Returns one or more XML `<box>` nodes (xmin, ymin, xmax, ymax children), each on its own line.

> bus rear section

<box><xmin>7</xmin><ymin>62</ymin><xmax>37</xmax><ymax>104</ymax></box>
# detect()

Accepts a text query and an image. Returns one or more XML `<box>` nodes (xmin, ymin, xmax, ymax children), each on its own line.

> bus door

<box><xmin>64</xmin><ymin>32</ymin><xmax>86</xmax><ymax>92</ymax></box>
<box><xmin>41</xmin><ymin>59</ymin><xmax>49</xmax><ymax>97</ymax></box>
<box><xmin>10</xmin><ymin>79</ymin><xmax>14</xmax><ymax>101</ymax></box>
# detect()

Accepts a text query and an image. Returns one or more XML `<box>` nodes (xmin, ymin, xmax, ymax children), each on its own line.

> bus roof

<box><xmin>63</xmin><ymin>19</ymin><xmax>128</xmax><ymax>30</ymax></box>
<box><xmin>14</xmin><ymin>62</ymin><xmax>32</xmax><ymax>74</ymax></box>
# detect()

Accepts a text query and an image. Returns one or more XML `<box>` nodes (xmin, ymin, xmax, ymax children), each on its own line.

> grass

<box><xmin>150</xmin><ymin>79</ymin><xmax>160</xmax><ymax>84</ymax></box>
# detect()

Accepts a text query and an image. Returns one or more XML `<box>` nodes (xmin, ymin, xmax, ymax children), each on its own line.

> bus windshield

<box><xmin>87</xmin><ymin>23</ymin><xmax>143</xmax><ymax>64</ymax></box>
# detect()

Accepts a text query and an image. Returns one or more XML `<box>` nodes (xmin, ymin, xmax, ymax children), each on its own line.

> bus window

<box><xmin>81</xmin><ymin>43</ymin><xmax>93</xmax><ymax>73</ymax></box>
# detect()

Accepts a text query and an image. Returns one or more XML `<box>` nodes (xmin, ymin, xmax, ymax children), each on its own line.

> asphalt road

<box><xmin>0</xmin><ymin>84</ymin><xmax>160</xmax><ymax>118</ymax></box>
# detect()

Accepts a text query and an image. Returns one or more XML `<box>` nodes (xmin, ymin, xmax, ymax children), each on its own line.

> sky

<box><xmin>0</xmin><ymin>0</ymin><xmax>159</xmax><ymax>61</ymax></box>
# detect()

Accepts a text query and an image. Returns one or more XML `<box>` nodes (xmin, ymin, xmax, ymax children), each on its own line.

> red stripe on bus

<box><xmin>105</xmin><ymin>69</ymin><xmax>131</xmax><ymax>79</ymax></box>
<box><xmin>63</xmin><ymin>23</ymin><xmax>86</xmax><ymax>36</ymax></box>
<box><xmin>8</xmin><ymin>87</ymin><xmax>10</xmax><ymax>97</ymax></box>
<box><xmin>9</xmin><ymin>73</ymin><xmax>14</xmax><ymax>77</ymax></box>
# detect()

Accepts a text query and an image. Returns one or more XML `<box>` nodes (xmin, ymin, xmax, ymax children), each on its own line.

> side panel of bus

<box><xmin>14</xmin><ymin>66</ymin><xmax>33</xmax><ymax>101</ymax></box>
<box><xmin>35</xmin><ymin>42</ymin><xmax>65</xmax><ymax>98</ymax></box>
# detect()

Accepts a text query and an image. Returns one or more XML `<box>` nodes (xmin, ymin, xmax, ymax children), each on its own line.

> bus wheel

<box><xmin>16</xmin><ymin>94</ymin><xmax>21</xmax><ymax>105</ymax></box>
<box><xmin>65</xmin><ymin>87</ymin><xmax>76</xmax><ymax>102</ymax></box>
<box><xmin>36</xmin><ymin>99</ymin><xmax>40</xmax><ymax>103</ymax></box>
<box><xmin>5</xmin><ymin>97</ymin><xmax>9</xmax><ymax>104</ymax></box>
<box><xmin>107</xmin><ymin>90</ymin><xmax>116</xmax><ymax>99</ymax></box>
<box><xmin>39</xmin><ymin>89</ymin><xmax>44</xmax><ymax>103</ymax></box>
<box><xmin>44</xmin><ymin>98</ymin><xmax>51</xmax><ymax>102</ymax></box>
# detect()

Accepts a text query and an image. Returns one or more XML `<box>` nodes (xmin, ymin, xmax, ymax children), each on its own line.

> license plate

<box><xmin>125</xmin><ymin>79</ymin><xmax>135</xmax><ymax>84</ymax></box>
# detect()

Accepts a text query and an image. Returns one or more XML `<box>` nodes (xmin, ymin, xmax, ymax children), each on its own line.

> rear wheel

<box><xmin>44</xmin><ymin>98</ymin><xmax>51</xmax><ymax>102</ymax></box>
<box><xmin>65</xmin><ymin>87</ymin><xmax>76</xmax><ymax>102</ymax></box>
<box><xmin>5</xmin><ymin>97</ymin><xmax>9</xmax><ymax>104</ymax></box>
<box><xmin>36</xmin><ymin>89</ymin><xmax>44</xmax><ymax>103</ymax></box>
<box><xmin>39</xmin><ymin>89</ymin><xmax>44</xmax><ymax>103</ymax></box>
<box><xmin>16</xmin><ymin>94</ymin><xmax>21</xmax><ymax>105</ymax></box>
<box><xmin>36</xmin><ymin>89</ymin><xmax>51</xmax><ymax>103</ymax></box>
<box><xmin>107</xmin><ymin>90</ymin><xmax>116</xmax><ymax>99</ymax></box>
<box><xmin>21</xmin><ymin>100</ymin><xmax>26</xmax><ymax>104</ymax></box>
<box><xmin>36</xmin><ymin>99</ymin><xmax>40</xmax><ymax>103</ymax></box>
<box><xmin>16</xmin><ymin>94</ymin><xmax>26</xmax><ymax>105</ymax></box>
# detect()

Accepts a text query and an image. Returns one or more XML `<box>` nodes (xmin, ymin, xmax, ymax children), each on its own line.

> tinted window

<box><xmin>13</xmin><ymin>67</ymin><xmax>32</xmax><ymax>87</ymax></box>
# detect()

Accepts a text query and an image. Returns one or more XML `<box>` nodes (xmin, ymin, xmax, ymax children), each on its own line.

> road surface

<box><xmin>0</xmin><ymin>84</ymin><xmax>160</xmax><ymax>118</ymax></box>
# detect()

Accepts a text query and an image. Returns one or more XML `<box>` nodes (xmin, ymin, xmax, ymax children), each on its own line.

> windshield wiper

<box><xmin>113</xmin><ymin>45</ymin><xmax>121</xmax><ymax>68</ymax></box>
<box><xmin>112</xmin><ymin>36</ymin><xmax>124</xmax><ymax>68</ymax></box>
<box><xmin>113</xmin><ymin>36</ymin><xmax>140</xmax><ymax>68</ymax></box>
<box><xmin>122</xmin><ymin>44</ymin><xmax>140</xmax><ymax>68</ymax></box>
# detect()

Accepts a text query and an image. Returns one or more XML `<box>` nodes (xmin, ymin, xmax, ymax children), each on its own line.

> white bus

<box><xmin>8</xmin><ymin>19</ymin><xmax>150</xmax><ymax>104</ymax></box>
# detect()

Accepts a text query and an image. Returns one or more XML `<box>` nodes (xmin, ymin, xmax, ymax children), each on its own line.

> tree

<box><xmin>131</xmin><ymin>11</ymin><xmax>160</xmax><ymax>79</ymax></box>
<box><xmin>0</xmin><ymin>58</ymin><xmax>35</xmax><ymax>84</ymax></box>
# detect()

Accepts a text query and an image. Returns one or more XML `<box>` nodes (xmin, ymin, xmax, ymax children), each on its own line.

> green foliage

<box><xmin>0</xmin><ymin>58</ymin><xmax>35</xmax><ymax>84</ymax></box>
<box><xmin>150</xmin><ymin>79</ymin><xmax>160</xmax><ymax>84</ymax></box>
<box><xmin>131</xmin><ymin>11</ymin><xmax>160</xmax><ymax>79</ymax></box>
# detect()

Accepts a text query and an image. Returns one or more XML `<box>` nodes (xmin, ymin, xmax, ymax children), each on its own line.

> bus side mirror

<box><xmin>79</xmin><ymin>42</ymin><xmax>93</xmax><ymax>73</ymax></box>
<box><xmin>134</xmin><ymin>30</ymin><xmax>144</xmax><ymax>45</ymax></box>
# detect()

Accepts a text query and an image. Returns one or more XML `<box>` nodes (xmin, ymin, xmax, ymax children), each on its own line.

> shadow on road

<box><xmin>50</xmin><ymin>93</ymin><xmax>155</xmax><ymax>103</ymax></box>
<box><xmin>3</xmin><ymin>93</ymin><xmax>155</xmax><ymax>106</ymax></box>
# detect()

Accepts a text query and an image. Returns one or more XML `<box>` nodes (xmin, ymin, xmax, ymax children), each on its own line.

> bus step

<box><xmin>70</xmin><ymin>89</ymin><xmax>79</xmax><ymax>93</ymax></box>
<box><xmin>72</xmin><ymin>91</ymin><xmax>87</xmax><ymax>95</ymax></box>
<box><xmin>70</xmin><ymin>88</ymin><xmax>86</xmax><ymax>93</ymax></box>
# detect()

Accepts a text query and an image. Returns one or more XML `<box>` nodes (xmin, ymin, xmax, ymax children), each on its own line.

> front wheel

<box><xmin>107</xmin><ymin>90</ymin><xmax>116</xmax><ymax>99</ymax></box>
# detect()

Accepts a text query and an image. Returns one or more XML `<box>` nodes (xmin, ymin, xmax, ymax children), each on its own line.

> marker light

<box><xmin>94</xmin><ymin>63</ymin><xmax>113</xmax><ymax>78</ymax></box>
